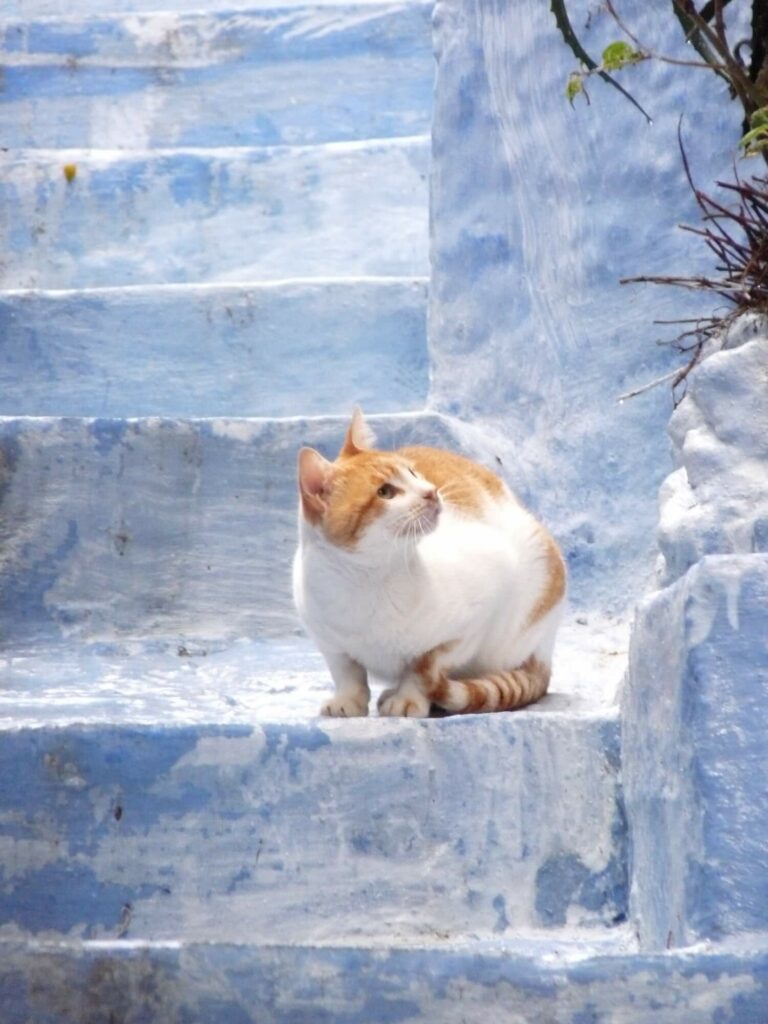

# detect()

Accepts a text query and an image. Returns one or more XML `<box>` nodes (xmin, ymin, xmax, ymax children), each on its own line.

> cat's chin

<box><xmin>422</xmin><ymin>508</ymin><xmax>441</xmax><ymax>533</ymax></box>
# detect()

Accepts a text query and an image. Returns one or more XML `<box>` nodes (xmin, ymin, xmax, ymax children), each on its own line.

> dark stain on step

<box><xmin>112</xmin><ymin>530</ymin><xmax>130</xmax><ymax>556</ymax></box>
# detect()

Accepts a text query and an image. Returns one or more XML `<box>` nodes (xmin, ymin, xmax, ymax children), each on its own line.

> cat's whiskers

<box><xmin>380</xmin><ymin>521</ymin><xmax>421</xmax><ymax>614</ymax></box>
<box><xmin>396</xmin><ymin>508</ymin><xmax>433</xmax><ymax>542</ymax></box>
<box><xmin>400</xmin><ymin>523</ymin><xmax>418</xmax><ymax>586</ymax></box>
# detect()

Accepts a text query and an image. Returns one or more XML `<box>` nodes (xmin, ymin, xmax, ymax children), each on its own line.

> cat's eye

<box><xmin>377</xmin><ymin>483</ymin><xmax>397</xmax><ymax>499</ymax></box>
<box><xmin>408</xmin><ymin>468</ymin><xmax>417</xmax><ymax>477</ymax></box>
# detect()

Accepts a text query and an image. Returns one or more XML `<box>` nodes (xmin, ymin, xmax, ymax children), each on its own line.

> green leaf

<box><xmin>566</xmin><ymin>74</ymin><xmax>583</xmax><ymax>105</ymax></box>
<box><xmin>549</xmin><ymin>0</ymin><xmax>651</xmax><ymax>124</ymax></box>
<box><xmin>740</xmin><ymin>126</ymin><xmax>767</xmax><ymax>146</ymax></box>
<box><xmin>739</xmin><ymin>109</ymin><xmax>768</xmax><ymax>156</ymax></box>
<box><xmin>740</xmin><ymin>124</ymin><xmax>768</xmax><ymax>155</ymax></box>
<box><xmin>602</xmin><ymin>40</ymin><xmax>641</xmax><ymax>71</ymax></box>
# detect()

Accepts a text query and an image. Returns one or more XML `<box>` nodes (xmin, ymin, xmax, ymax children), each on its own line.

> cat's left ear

<box><xmin>298</xmin><ymin>447</ymin><xmax>334</xmax><ymax>523</ymax></box>
<box><xmin>340</xmin><ymin>406</ymin><xmax>377</xmax><ymax>458</ymax></box>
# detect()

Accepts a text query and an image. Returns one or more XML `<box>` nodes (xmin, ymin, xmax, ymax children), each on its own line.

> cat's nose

<box><xmin>423</xmin><ymin>487</ymin><xmax>439</xmax><ymax>503</ymax></box>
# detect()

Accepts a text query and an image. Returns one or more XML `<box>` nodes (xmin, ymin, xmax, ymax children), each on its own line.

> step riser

<box><xmin>0</xmin><ymin>281</ymin><xmax>428</xmax><ymax>417</ymax></box>
<box><xmin>0</xmin><ymin>6</ymin><xmax>433</xmax><ymax>149</ymax></box>
<box><xmin>2</xmin><ymin>941</ymin><xmax>766</xmax><ymax>1023</ymax></box>
<box><xmin>0</xmin><ymin>140</ymin><xmax>429</xmax><ymax>289</ymax></box>
<box><xmin>0</xmin><ymin>716</ymin><xmax>625</xmax><ymax>943</ymax></box>
<box><xmin>0</xmin><ymin>414</ymin><xmax>456</xmax><ymax>644</ymax></box>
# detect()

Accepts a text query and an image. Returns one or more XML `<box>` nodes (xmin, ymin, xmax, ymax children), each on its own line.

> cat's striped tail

<box><xmin>429</xmin><ymin>656</ymin><xmax>551</xmax><ymax>714</ymax></box>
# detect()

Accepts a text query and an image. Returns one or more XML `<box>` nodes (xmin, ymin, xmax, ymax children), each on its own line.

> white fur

<box><xmin>293</xmin><ymin>464</ymin><xmax>564</xmax><ymax>717</ymax></box>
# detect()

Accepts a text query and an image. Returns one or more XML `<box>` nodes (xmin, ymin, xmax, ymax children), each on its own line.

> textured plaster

<box><xmin>1</xmin><ymin>0</ymin><xmax>766</xmax><ymax>1016</ymax></box>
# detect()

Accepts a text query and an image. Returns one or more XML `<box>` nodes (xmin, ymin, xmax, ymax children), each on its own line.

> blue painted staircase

<box><xmin>1</xmin><ymin>0</ymin><xmax>765</xmax><ymax>1020</ymax></box>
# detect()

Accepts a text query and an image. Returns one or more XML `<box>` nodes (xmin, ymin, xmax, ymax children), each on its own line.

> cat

<box><xmin>292</xmin><ymin>409</ymin><xmax>566</xmax><ymax>718</ymax></box>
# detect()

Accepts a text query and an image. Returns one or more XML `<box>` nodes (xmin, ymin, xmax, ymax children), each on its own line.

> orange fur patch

<box><xmin>303</xmin><ymin>420</ymin><xmax>527</xmax><ymax>553</ymax></box>
<box><xmin>321</xmin><ymin>452</ymin><xmax>406</xmax><ymax>548</ymax></box>
<box><xmin>427</xmin><ymin>656</ymin><xmax>550</xmax><ymax>714</ymax></box>
<box><xmin>397</xmin><ymin>446</ymin><xmax>505</xmax><ymax>515</ymax></box>
<box><xmin>527</xmin><ymin>527</ymin><xmax>567</xmax><ymax>627</ymax></box>
<box><xmin>411</xmin><ymin>641</ymin><xmax>456</xmax><ymax>684</ymax></box>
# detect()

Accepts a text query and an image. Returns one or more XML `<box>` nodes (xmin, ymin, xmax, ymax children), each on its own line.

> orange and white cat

<box><xmin>293</xmin><ymin>409</ymin><xmax>566</xmax><ymax>718</ymax></box>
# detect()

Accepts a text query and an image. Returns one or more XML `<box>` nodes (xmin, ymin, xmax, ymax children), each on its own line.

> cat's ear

<box><xmin>340</xmin><ymin>406</ymin><xmax>376</xmax><ymax>458</ymax></box>
<box><xmin>298</xmin><ymin>447</ymin><xmax>334</xmax><ymax>523</ymax></box>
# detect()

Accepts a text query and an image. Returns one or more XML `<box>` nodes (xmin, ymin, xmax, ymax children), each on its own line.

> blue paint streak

<box><xmin>168</xmin><ymin>155</ymin><xmax>213</xmax><ymax>207</ymax></box>
<box><xmin>492</xmin><ymin>893</ymin><xmax>509</xmax><ymax>933</ymax></box>
<box><xmin>260</xmin><ymin>723</ymin><xmax>331</xmax><ymax>780</ymax></box>
<box><xmin>0</xmin><ymin>860</ymin><xmax>158</xmax><ymax>937</ymax></box>
<box><xmin>89</xmin><ymin>418</ymin><xmax>127</xmax><ymax>456</ymax></box>
<box><xmin>0</xmin><ymin>518</ymin><xmax>80</xmax><ymax>645</ymax></box>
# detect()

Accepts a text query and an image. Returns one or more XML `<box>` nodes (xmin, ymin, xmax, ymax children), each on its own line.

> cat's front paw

<box><xmin>320</xmin><ymin>694</ymin><xmax>369</xmax><ymax>718</ymax></box>
<box><xmin>377</xmin><ymin>686</ymin><xmax>430</xmax><ymax>718</ymax></box>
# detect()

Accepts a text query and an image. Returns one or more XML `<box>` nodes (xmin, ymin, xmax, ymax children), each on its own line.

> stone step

<box><xmin>0</xmin><ymin>138</ymin><xmax>429</xmax><ymax>289</ymax></box>
<box><xmin>2</xmin><ymin>935</ymin><xmax>767</xmax><ymax>1022</ymax></box>
<box><xmin>0</xmin><ymin>278</ymin><xmax>428</xmax><ymax>417</ymax></box>
<box><xmin>0</xmin><ymin>653</ymin><xmax>625</xmax><ymax>944</ymax></box>
<box><xmin>0</xmin><ymin>407</ymin><xmax>629</xmax><ymax>946</ymax></box>
<box><xmin>0</xmin><ymin>619</ymin><xmax>624</xmax><ymax>728</ymax></box>
<box><xmin>0</xmin><ymin>4</ymin><xmax>434</xmax><ymax>149</ymax></box>
<box><xmin>5</xmin><ymin>0</ymin><xmax>397</xmax><ymax>14</ymax></box>
<box><xmin>0</xmin><ymin>413</ymin><xmax>460</xmax><ymax>645</ymax></box>
<box><xmin>0</xmin><ymin>408</ymin><xmax>629</xmax><ymax>661</ymax></box>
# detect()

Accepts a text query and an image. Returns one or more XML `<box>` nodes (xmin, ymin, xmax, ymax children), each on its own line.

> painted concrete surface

<box><xmin>0</xmin><ymin>710</ymin><xmax>625</xmax><ymax>944</ymax></box>
<box><xmin>0</xmin><ymin>138</ymin><xmax>430</xmax><ymax>289</ymax></box>
<box><xmin>0</xmin><ymin>413</ymin><xmax>481</xmax><ymax>645</ymax></box>
<box><xmin>428</xmin><ymin>0</ymin><xmax>747</xmax><ymax>620</ymax></box>
<box><xmin>625</xmin><ymin>555</ymin><xmax>768</xmax><ymax>952</ymax></box>
<box><xmin>1</xmin><ymin>936</ymin><xmax>767</xmax><ymax>1023</ymax></box>
<box><xmin>657</xmin><ymin>315</ymin><xmax>768</xmax><ymax>586</ymax></box>
<box><xmin>0</xmin><ymin>4</ymin><xmax>434</xmax><ymax>149</ymax></box>
<box><xmin>422</xmin><ymin>0</ymin><xmax>768</xmax><ymax>1013</ymax></box>
<box><xmin>1</xmin><ymin>0</ymin><xmax>767</xmax><ymax>1016</ymax></box>
<box><xmin>0</xmin><ymin>410</ymin><xmax>631</xmax><ymax>650</ymax></box>
<box><xmin>0</xmin><ymin>617</ymin><xmax>626</xmax><ymax>729</ymax></box>
<box><xmin>0</xmin><ymin>409</ymin><xmax>628</xmax><ymax>960</ymax></box>
<box><xmin>0</xmin><ymin>279</ymin><xmax>428</xmax><ymax>417</ymax></box>
<box><xmin>624</xmin><ymin>325</ymin><xmax>768</xmax><ymax>952</ymax></box>
<box><xmin>7</xmin><ymin>0</ymin><xmax>399</xmax><ymax>12</ymax></box>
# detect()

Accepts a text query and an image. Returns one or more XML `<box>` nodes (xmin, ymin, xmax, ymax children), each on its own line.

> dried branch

<box><xmin>617</xmin><ymin>367</ymin><xmax>681</xmax><ymax>402</ymax></box>
<box><xmin>672</xmin><ymin>0</ymin><xmax>733</xmax><ymax>84</ymax></box>
<box><xmin>605</xmin><ymin>0</ymin><xmax>728</xmax><ymax>73</ymax></box>
<box><xmin>620</xmin><ymin>128</ymin><xmax>768</xmax><ymax>402</ymax></box>
<box><xmin>671</xmin><ymin>0</ymin><xmax>762</xmax><ymax>112</ymax></box>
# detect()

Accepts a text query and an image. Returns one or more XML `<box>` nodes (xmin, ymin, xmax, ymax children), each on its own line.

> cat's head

<box><xmin>297</xmin><ymin>408</ymin><xmax>441</xmax><ymax>555</ymax></box>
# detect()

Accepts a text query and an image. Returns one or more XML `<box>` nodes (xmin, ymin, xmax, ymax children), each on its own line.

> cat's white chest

<box><xmin>294</xmin><ymin>507</ymin><xmax>524</xmax><ymax>679</ymax></box>
<box><xmin>294</xmin><ymin>545</ymin><xmax>427</xmax><ymax>676</ymax></box>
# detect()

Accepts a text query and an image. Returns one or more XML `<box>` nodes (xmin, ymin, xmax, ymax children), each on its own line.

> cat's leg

<box><xmin>377</xmin><ymin>679</ymin><xmax>431</xmax><ymax>718</ymax></box>
<box><xmin>377</xmin><ymin>643</ymin><xmax>455</xmax><ymax>718</ymax></box>
<box><xmin>320</xmin><ymin>651</ymin><xmax>370</xmax><ymax>717</ymax></box>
